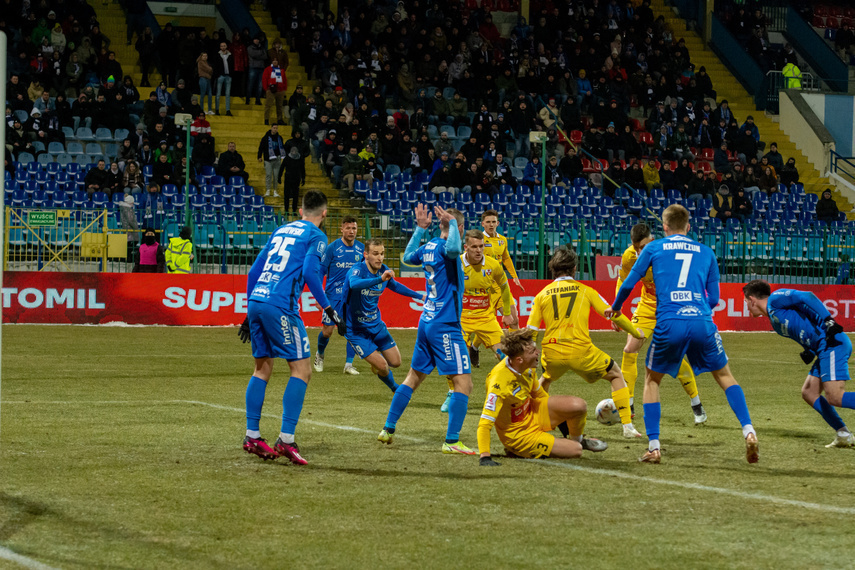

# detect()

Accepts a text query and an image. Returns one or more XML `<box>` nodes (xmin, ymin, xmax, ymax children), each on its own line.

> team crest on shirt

<box><xmin>483</xmin><ymin>269</ymin><xmax>492</xmax><ymax>276</ymax></box>
<box><xmin>485</xmin><ymin>393</ymin><xmax>498</xmax><ymax>411</ymax></box>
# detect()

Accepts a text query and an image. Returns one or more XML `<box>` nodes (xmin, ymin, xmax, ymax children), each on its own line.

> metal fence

<box><xmin>6</xmin><ymin>207</ymin><xmax>853</xmax><ymax>285</ymax></box>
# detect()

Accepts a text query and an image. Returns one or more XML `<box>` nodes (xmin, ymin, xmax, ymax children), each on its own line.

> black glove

<box><xmin>238</xmin><ymin>317</ymin><xmax>250</xmax><ymax>343</ymax></box>
<box><xmin>325</xmin><ymin>306</ymin><xmax>346</xmax><ymax>336</ymax></box>
<box><xmin>799</xmin><ymin>349</ymin><xmax>815</xmax><ymax>365</ymax></box>
<box><xmin>823</xmin><ymin>317</ymin><xmax>844</xmax><ymax>347</ymax></box>
<box><xmin>479</xmin><ymin>456</ymin><xmax>501</xmax><ymax>467</ymax></box>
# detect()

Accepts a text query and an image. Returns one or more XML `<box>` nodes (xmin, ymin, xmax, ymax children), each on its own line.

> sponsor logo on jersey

<box><xmin>443</xmin><ymin>333</ymin><xmax>453</xmax><ymax>361</ymax></box>
<box><xmin>671</xmin><ymin>290</ymin><xmax>692</xmax><ymax>302</ymax></box>
<box><xmin>485</xmin><ymin>392</ymin><xmax>498</xmax><ymax>411</ymax></box>
<box><xmin>677</xmin><ymin>306</ymin><xmax>701</xmax><ymax>316</ymax></box>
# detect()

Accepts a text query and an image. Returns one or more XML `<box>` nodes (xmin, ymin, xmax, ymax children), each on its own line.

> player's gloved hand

<box><xmin>479</xmin><ymin>456</ymin><xmax>501</xmax><ymax>467</ymax></box>
<box><xmin>238</xmin><ymin>317</ymin><xmax>250</xmax><ymax>343</ymax></box>
<box><xmin>823</xmin><ymin>317</ymin><xmax>844</xmax><ymax>347</ymax></box>
<box><xmin>325</xmin><ymin>307</ymin><xmax>346</xmax><ymax>336</ymax></box>
<box><xmin>799</xmin><ymin>349</ymin><xmax>815</xmax><ymax>365</ymax></box>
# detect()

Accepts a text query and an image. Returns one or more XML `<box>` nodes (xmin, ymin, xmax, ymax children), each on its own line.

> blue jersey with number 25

<box><xmin>249</xmin><ymin>220</ymin><xmax>327</xmax><ymax>313</ymax></box>
<box><xmin>623</xmin><ymin>234</ymin><xmax>720</xmax><ymax>321</ymax></box>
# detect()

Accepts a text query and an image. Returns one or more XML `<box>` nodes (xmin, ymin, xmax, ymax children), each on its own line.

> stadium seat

<box><xmin>76</xmin><ymin>127</ymin><xmax>96</xmax><ymax>141</ymax></box>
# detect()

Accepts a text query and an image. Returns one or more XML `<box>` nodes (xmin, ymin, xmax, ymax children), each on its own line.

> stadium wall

<box><xmin>802</xmin><ymin>93</ymin><xmax>855</xmax><ymax>157</ymax></box>
<box><xmin>4</xmin><ymin>273</ymin><xmax>855</xmax><ymax>331</ymax></box>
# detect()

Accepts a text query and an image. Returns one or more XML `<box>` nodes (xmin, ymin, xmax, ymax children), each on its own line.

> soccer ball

<box><xmin>595</xmin><ymin>399</ymin><xmax>621</xmax><ymax>425</ymax></box>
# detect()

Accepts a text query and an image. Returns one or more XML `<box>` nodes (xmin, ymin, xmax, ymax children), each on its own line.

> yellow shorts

<box><xmin>631</xmin><ymin>314</ymin><xmax>656</xmax><ymax>334</ymax></box>
<box><xmin>541</xmin><ymin>344</ymin><xmax>614</xmax><ymax>383</ymax></box>
<box><xmin>462</xmin><ymin>317</ymin><xmax>503</xmax><ymax>348</ymax></box>
<box><xmin>497</xmin><ymin>397</ymin><xmax>554</xmax><ymax>459</ymax></box>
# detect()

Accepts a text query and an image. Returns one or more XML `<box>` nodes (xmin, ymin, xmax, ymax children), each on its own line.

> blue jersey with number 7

<box><xmin>616</xmin><ymin>234</ymin><xmax>720</xmax><ymax>321</ymax></box>
<box><xmin>249</xmin><ymin>220</ymin><xmax>327</xmax><ymax>313</ymax></box>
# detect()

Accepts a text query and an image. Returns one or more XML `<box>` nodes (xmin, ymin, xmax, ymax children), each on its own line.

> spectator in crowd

<box><xmin>743</xmin><ymin>165</ymin><xmax>761</xmax><ymax>194</ymax></box>
<box><xmin>257</xmin><ymin>122</ymin><xmax>286</xmax><ymax>197</ymax></box>
<box><xmin>816</xmin><ymin>189</ymin><xmax>840</xmax><ymax>223</ymax></box>
<box><xmin>732</xmin><ymin>186</ymin><xmax>753</xmax><ymax>221</ymax></box>
<box><xmin>197</xmin><ymin>52</ymin><xmax>214</xmax><ymax>114</ymax></box>
<box><xmin>152</xmin><ymin>152</ymin><xmax>175</xmax><ymax>187</ymax></box>
<box><xmin>213</xmin><ymin>41</ymin><xmax>235</xmax><ymax>116</ymax></box>
<box><xmin>217</xmin><ymin>141</ymin><xmax>249</xmax><ymax>182</ymax></box>
<box><xmin>687</xmin><ymin>168</ymin><xmax>711</xmax><ymax>201</ymax></box>
<box><xmin>105</xmin><ymin>161</ymin><xmax>123</xmax><ymax>196</ymax></box>
<box><xmin>246</xmin><ymin>36</ymin><xmax>266</xmax><ymax>105</ymax></box>
<box><xmin>779</xmin><ymin>157</ymin><xmax>799</xmax><ymax>188</ymax></box>
<box><xmin>341</xmin><ymin>146</ymin><xmax>368</xmax><ymax>193</ymax></box>
<box><xmin>123</xmin><ymin>161</ymin><xmax>144</xmax><ymax>195</ymax></box>
<box><xmin>711</xmin><ymin>184</ymin><xmax>734</xmax><ymax>222</ymax></box>
<box><xmin>762</xmin><ymin>142</ymin><xmax>784</xmax><ymax>173</ymax></box>
<box><xmin>713</xmin><ymin>141</ymin><xmax>731</xmax><ymax>174</ymax></box>
<box><xmin>190</xmin><ymin>111</ymin><xmax>212</xmax><ymax>138</ymax></box>
<box><xmin>262</xmin><ymin>58</ymin><xmax>287</xmax><ymax>125</ymax></box>
<box><xmin>625</xmin><ymin>161</ymin><xmax>645</xmax><ymax>191</ymax></box>
<box><xmin>674</xmin><ymin>157</ymin><xmax>694</xmax><ymax>196</ymax></box>
<box><xmin>559</xmin><ymin>146</ymin><xmax>583</xmax><ymax>181</ymax></box>
<box><xmin>280</xmin><ymin>145</ymin><xmax>306</xmax><ymax>214</ymax></box>
<box><xmin>84</xmin><ymin>159</ymin><xmax>110</xmax><ymax>196</ymax></box>
<box><xmin>133</xmin><ymin>228</ymin><xmax>166</xmax><ymax>273</ymax></box>
<box><xmin>759</xmin><ymin>165</ymin><xmax>778</xmax><ymax>196</ymax></box>
<box><xmin>835</xmin><ymin>21</ymin><xmax>854</xmax><ymax>60</ymax></box>
<box><xmin>837</xmin><ymin>254</ymin><xmax>851</xmax><ymax>285</ymax></box>
<box><xmin>659</xmin><ymin>159</ymin><xmax>677</xmax><ymax>191</ymax></box>
<box><xmin>643</xmin><ymin>159</ymin><xmax>661</xmax><ymax>191</ymax></box>
<box><xmin>522</xmin><ymin>155</ymin><xmax>541</xmax><ymax>189</ymax></box>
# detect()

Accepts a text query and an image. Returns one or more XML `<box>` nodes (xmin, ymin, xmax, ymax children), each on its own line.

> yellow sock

<box><xmin>612</xmin><ymin>387</ymin><xmax>632</xmax><ymax>425</ymax></box>
<box><xmin>677</xmin><ymin>358</ymin><xmax>699</xmax><ymax>399</ymax></box>
<box><xmin>621</xmin><ymin>352</ymin><xmax>638</xmax><ymax>399</ymax></box>
<box><xmin>566</xmin><ymin>412</ymin><xmax>587</xmax><ymax>439</ymax></box>
<box><xmin>446</xmin><ymin>378</ymin><xmax>455</xmax><ymax>392</ymax></box>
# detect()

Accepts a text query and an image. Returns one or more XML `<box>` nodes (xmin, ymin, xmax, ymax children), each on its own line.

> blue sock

<box><xmin>446</xmin><ymin>392</ymin><xmax>469</xmax><ymax>443</ymax></box>
<box><xmin>384</xmin><ymin>384</ymin><xmax>413</xmax><ymax>431</ymax></box>
<box><xmin>643</xmin><ymin>402</ymin><xmax>661</xmax><ymax>441</ymax></box>
<box><xmin>495</xmin><ymin>349</ymin><xmax>505</xmax><ymax>360</ymax></box>
<box><xmin>281</xmin><ymin>377</ymin><xmax>308</xmax><ymax>434</ymax></box>
<box><xmin>245</xmin><ymin>376</ymin><xmax>267</xmax><ymax>431</ymax></box>
<box><xmin>813</xmin><ymin>396</ymin><xmax>846</xmax><ymax>431</ymax></box>
<box><xmin>378</xmin><ymin>370</ymin><xmax>398</xmax><ymax>392</ymax></box>
<box><xmin>725</xmin><ymin>385</ymin><xmax>753</xmax><ymax>427</ymax></box>
<box><xmin>317</xmin><ymin>332</ymin><xmax>330</xmax><ymax>356</ymax></box>
<box><xmin>346</xmin><ymin>342</ymin><xmax>356</xmax><ymax>364</ymax></box>
<box><xmin>841</xmin><ymin>392</ymin><xmax>855</xmax><ymax>410</ymax></box>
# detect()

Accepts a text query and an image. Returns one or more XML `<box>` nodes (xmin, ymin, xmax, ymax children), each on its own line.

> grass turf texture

<box><xmin>2</xmin><ymin>326</ymin><xmax>855</xmax><ymax>569</ymax></box>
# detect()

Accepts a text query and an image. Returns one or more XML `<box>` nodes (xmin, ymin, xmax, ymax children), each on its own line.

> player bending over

<box><xmin>342</xmin><ymin>238</ymin><xmax>425</xmax><ymax>393</ymax></box>
<box><xmin>477</xmin><ymin>328</ymin><xmax>608</xmax><ymax>466</ymax></box>
<box><xmin>610</xmin><ymin>204</ymin><xmax>758</xmax><ymax>464</ymax></box>
<box><xmin>239</xmin><ymin>191</ymin><xmax>343</xmax><ymax>465</ymax></box>
<box><xmin>528</xmin><ymin>247</ymin><xmax>645</xmax><ymax>439</ymax></box>
<box><xmin>440</xmin><ymin>229</ymin><xmax>515</xmax><ymax>413</ymax></box>
<box><xmin>744</xmin><ymin>280</ymin><xmax>855</xmax><ymax>448</ymax></box>
<box><xmin>615</xmin><ymin>222</ymin><xmax>707</xmax><ymax>424</ymax></box>
<box><xmin>315</xmin><ymin>216</ymin><xmax>364</xmax><ymax>375</ymax></box>
<box><xmin>378</xmin><ymin>204</ymin><xmax>477</xmax><ymax>455</ymax></box>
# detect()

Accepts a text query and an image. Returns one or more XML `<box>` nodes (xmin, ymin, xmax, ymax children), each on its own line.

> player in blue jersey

<box><xmin>744</xmin><ymin>280</ymin><xmax>855</xmax><ymax>448</ymax></box>
<box><xmin>314</xmin><ymin>216</ymin><xmax>364</xmax><ymax>375</ymax></box>
<box><xmin>609</xmin><ymin>204</ymin><xmax>759</xmax><ymax>464</ymax></box>
<box><xmin>342</xmin><ymin>238</ymin><xmax>425</xmax><ymax>393</ymax></box>
<box><xmin>238</xmin><ymin>191</ymin><xmax>345</xmax><ymax>465</ymax></box>
<box><xmin>378</xmin><ymin>204</ymin><xmax>477</xmax><ymax>455</ymax></box>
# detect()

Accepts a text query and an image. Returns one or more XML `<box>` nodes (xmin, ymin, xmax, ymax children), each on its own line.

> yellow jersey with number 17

<box><xmin>616</xmin><ymin>244</ymin><xmax>657</xmax><ymax>321</ymax></box>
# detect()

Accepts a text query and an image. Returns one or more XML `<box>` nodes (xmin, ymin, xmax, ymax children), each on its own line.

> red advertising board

<box><xmin>4</xmin><ymin>272</ymin><xmax>855</xmax><ymax>331</ymax></box>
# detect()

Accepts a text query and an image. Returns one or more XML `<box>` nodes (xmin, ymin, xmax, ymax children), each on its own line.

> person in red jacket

<box><xmin>262</xmin><ymin>58</ymin><xmax>287</xmax><ymax>125</ymax></box>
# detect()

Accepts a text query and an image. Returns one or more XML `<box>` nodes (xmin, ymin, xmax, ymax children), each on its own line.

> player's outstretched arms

<box><xmin>387</xmin><ymin>278</ymin><xmax>423</xmax><ymax>300</ymax></box>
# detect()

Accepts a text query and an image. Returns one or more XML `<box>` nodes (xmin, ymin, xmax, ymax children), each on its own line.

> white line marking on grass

<box><xmin>0</xmin><ymin>545</ymin><xmax>58</xmax><ymax>570</ymax></box>
<box><xmin>537</xmin><ymin>459</ymin><xmax>855</xmax><ymax>515</ymax></box>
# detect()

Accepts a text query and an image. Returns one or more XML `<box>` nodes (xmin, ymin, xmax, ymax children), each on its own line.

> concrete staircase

<box><xmin>652</xmin><ymin>0</ymin><xmax>854</xmax><ymax>217</ymax></box>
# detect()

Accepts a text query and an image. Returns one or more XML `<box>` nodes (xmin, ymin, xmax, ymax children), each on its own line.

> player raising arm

<box><xmin>342</xmin><ymin>239</ymin><xmax>424</xmax><ymax>393</ymax></box>
<box><xmin>315</xmin><ymin>216</ymin><xmax>364</xmax><ymax>375</ymax></box>
<box><xmin>610</xmin><ymin>204</ymin><xmax>758</xmax><ymax>464</ymax></box>
<box><xmin>615</xmin><ymin>222</ymin><xmax>707</xmax><ymax>424</ymax></box>
<box><xmin>378</xmin><ymin>204</ymin><xmax>477</xmax><ymax>455</ymax></box>
<box><xmin>238</xmin><ymin>191</ymin><xmax>344</xmax><ymax>465</ymax></box>
<box><xmin>528</xmin><ymin>247</ymin><xmax>645</xmax><ymax>439</ymax></box>
<box><xmin>744</xmin><ymin>280</ymin><xmax>855</xmax><ymax>448</ymax></box>
<box><xmin>477</xmin><ymin>329</ymin><xmax>607</xmax><ymax>466</ymax></box>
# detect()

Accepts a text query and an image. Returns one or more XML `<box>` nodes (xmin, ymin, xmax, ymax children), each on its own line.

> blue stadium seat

<box><xmin>228</xmin><ymin>176</ymin><xmax>245</xmax><ymax>188</ymax></box>
<box><xmin>377</xmin><ymin>199</ymin><xmax>394</xmax><ymax>215</ymax></box>
<box><xmin>95</xmin><ymin>127</ymin><xmax>113</xmax><ymax>141</ymax></box>
<box><xmin>76</xmin><ymin>127</ymin><xmax>95</xmax><ymax>141</ymax></box>
<box><xmin>190</xmin><ymin>193</ymin><xmax>207</xmax><ymax>208</ymax></box>
<box><xmin>365</xmin><ymin>188</ymin><xmax>381</xmax><ymax>205</ymax></box>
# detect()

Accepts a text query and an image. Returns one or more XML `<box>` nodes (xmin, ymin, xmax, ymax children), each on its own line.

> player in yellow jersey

<box><xmin>477</xmin><ymin>328</ymin><xmax>608</xmax><ymax>465</ymax></box>
<box><xmin>477</xmin><ymin>209</ymin><xmax>524</xmax><ymax>368</ymax></box>
<box><xmin>528</xmin><ymin>247</ymin><xmax>645</xmax><ymax>439</ymax></box>
<box><xmin>615</xmin><ymin>223</ymin><xmax>708</xmax><ymax>424</ymax></box>
<box><xmin>440</xmin><ymin>229</ymin><xmax>516</xmax><ymax>413</ymax></box>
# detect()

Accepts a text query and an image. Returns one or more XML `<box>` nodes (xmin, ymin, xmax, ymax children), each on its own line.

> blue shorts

<box><xmin>810</xmin><ymin>335</ymin><xmax>852</xmax><ymax>382</ymax></box>
<box><xmin>248</xmin><ymin>300</ymin><xmax>310</xmax><ymax>361</ymax></box>
<box><xmin>347</xmin><ymin>322</ymin><xmax>396</xmax><ymax>359</ymax></box>
<box><xmin>411</xmin><ymin>320</ymin><xmax>472</xmax><ymax>376</ymax></box>
<box><xmin>321</xmin><ymin>296</ymin><xmax>344</xmax><ymax>326</ymax></box>
<box><xmin>646</xmin><ymin>318</ymin><xmax>728</xmax><ymax>377</ymax></box>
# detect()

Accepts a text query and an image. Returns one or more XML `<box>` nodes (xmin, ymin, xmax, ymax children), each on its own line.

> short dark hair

<box><xmin>302</xmin><ymin>191</ymin><xmax>328</xmax><ymax>215</ymax></box>
<box><xmin>630</xmin><ymin>223</ymin><xmax>651</xmax><ymax>245</ymax></box>
<box><xmin>742</xmin><ymin>279</ymin><xmax>771</xmax><ymax>299</ymax></box>
<box><xmin>342</xmin><ymin>215</ymin><xmax>357</xmax><ymax>225</ymax></box>
<box><xmin>548</xmin><ymin>247</ymin><xmax>578</xmax><ymax>278</ymax></box>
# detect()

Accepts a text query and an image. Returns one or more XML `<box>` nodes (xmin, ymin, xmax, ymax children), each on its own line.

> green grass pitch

<box><xmin>2</xmin><ymin>325</ymin><xmax>855</xmax><ymax>568</ymax></box>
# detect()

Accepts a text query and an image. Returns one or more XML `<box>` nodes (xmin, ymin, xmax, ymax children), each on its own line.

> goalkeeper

<box><xmin>743</xmin><ymin>280</ymin><xmax>855</xmax><ymax>448</ymax></box>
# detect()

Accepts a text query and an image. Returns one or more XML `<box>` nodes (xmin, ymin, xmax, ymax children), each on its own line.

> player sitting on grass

<box><xmin>440</xmin><ymin>229</ymin><xmax>515</xmax><ymax>413</ymax></box>
<box><xmin>342</xmin><ymin>238</ymin><xmax>425</xmax><ymax>393</ymax></box>
<box><xmin>611</xmin><ymin>204</ymin><xmax>758</xmax><ymax>464</ymax></box>
<box><xmin>378</xmin><ymin>204</ymin><xmax>477</xmax><ymax>455</ymax></box>
<box><xmin>744</xmin><ymin>280</ymin><xmax>855</xmax><ymax>448</ymax></box>
<box><xmin>615</xmin><ymin>222</ymin><xmax>708</xmax><ymax>424</ymax></box>
<box><xmin>239</xmin><ymin>191</ymin><xmax>344</xmax><ymax>466</ymax></box>
<box><xmin>477</xmin><ymin>328</ymin><xmax>608</xmax><ymax>466</ymax></box>
<box><xmin>315</xmin><ymin>216</ymin><xmax>364</xmax><ymax>375</ymax></box>
<box><xmin>528</xmin><ymin>247</ymin><xmax>646</xmax><ymax>439</ymax></box>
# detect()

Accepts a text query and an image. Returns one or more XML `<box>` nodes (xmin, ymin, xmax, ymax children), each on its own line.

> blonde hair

<box><xmin>662</xmin><ymin>204</ymin><xmax>689</xmax><ymax>232</ymax></box>
<box><xmin>499</xmin><ymin>328</ymin><xmax>537</xmax><ymax>359</ymax></box>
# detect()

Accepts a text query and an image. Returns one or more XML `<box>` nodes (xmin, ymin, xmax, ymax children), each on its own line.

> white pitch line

<box><xmin>537</xmin><ymin>459</ymin><xmax>855</xmax><ymax>515</ymax></box>
<box><xmin>6</xmin><ymin>399</ymin><xmax>855</xmax><ymax>515</ymax></box>
<box><xmin>0</xmin><ymin>546</ymin><xmax>58</xmax><ymax>570</ymax></box>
